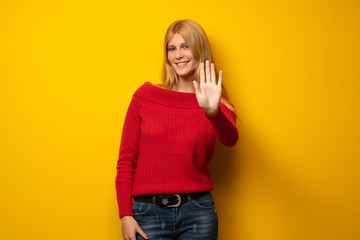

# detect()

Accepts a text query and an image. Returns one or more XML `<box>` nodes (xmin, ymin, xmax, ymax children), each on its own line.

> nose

<box><xmin>175</xmin><ymin>48</ymin><xmax>183</xmax><ymax>59</ymax></box>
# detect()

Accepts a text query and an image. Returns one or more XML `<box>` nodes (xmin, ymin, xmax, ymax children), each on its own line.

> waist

<box><xmin>133</xmin><ymin>191</ymin><xmax>210</xmax><ymax>207</ymax></box>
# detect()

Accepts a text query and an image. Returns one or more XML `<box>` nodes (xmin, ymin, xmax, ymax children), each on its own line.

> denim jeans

<box><xmin>133</xmin><ymin>192</ymin><xmax>218</xmax><ymax>240</ymax></box>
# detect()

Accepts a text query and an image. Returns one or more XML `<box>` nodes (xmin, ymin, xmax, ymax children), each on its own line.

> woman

<box><xmin>115</xmin><ymin>19</ymin><xmax>238</xmax><ymax>240</ymax></box>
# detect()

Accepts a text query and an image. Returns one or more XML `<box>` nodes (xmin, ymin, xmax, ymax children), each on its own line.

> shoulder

<box><xmin>133</xmin><ymin>81</ymin><xmax>152</xmax><ymax>97</ymax></box>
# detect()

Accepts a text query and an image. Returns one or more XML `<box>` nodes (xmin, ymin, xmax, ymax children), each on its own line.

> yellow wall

<box><xmin>1</xmin><ymin>0</ymin><xmax>359</xmax><ymax>239</ymax></box>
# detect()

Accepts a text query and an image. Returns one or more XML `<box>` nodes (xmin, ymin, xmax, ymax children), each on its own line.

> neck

<box><xmin>172</xmin><ymin>75</ymin><xmax>196</xmax><ymax>93</ymax></box>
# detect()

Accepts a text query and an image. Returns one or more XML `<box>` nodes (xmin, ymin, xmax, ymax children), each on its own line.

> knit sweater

<box><xmin>115</xmin><ymin>81</ymin><xmax>238</xmax><ymax>218</ymax></box>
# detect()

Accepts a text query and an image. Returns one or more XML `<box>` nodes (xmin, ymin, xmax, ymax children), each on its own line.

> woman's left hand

<box><xmin>193</xmin><ymin>60</ymin><xmax>222</xmax><ymax>115</ymax></box>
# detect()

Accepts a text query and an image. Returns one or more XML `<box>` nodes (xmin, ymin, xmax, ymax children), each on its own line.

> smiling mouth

<box><xmin>176</xmin><ymin>61</ymin><xmax>190</xmax><ymax>66</ymax></box>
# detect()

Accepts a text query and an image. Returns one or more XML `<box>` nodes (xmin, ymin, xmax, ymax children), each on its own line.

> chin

<box><xmin>176</xmin><ymin>69</ymin><xmax>196</xmax><ymax>78</ymax></box>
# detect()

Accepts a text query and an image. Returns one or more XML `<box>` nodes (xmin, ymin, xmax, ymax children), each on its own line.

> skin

<box><xmin>167</xmin><ymin>32</ymin><xmax>198</xmax><ymax>92</ymax></box>
<box><xmin>166</xmin><ymin>33</ymin><xmax>222</xmax><ymax>115</ymax></box>
<box><xmin>121</xmin><ymin>216</ymin><xmax>148</xmax><ymax>240</ymax></box>
<box><xmin>193</xmin><ymin>61</ymin><xmax>222</xmax><ymax>115</ymax></box>
<box><xmin>121</xmin><ymin>33</ymin><xmax>223</xmax><ymax>240</ymax></box>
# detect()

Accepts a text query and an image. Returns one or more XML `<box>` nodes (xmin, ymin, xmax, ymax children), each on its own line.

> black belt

<box><xmin>133</xmin><ymin>191</ymin><xmax>210</xmax><ymax>207</ymax></box>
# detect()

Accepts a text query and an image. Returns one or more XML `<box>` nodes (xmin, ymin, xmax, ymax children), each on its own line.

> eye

<box><xmin>168</xmin><ymin>47</ymin><xmax>175</xmax><ymax>51</ymax></box>
<box><xmin>183</xmin><ymin>45</ymin><xmax>189</xmax><ymax>49</ymax></box>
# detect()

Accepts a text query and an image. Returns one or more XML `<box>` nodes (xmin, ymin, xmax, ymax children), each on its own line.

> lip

<box><xmin>175</xmin><ymin>61</ymin><xmax>190</xmax><ymax>67</ymax></box>
<box><xmin>175</xmin><ymin>60</ymin><xmax>190</xmax><ymax>65</ymax></box>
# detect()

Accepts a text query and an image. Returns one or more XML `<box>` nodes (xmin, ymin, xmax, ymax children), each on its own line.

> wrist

<box><xmin>205</xmin><ymin>107</ymin><xmax>219</xmax><ymax>115</ymax></box>
<box><xmin>121</xmin><ymin>215</ymin><xmax>133</xmax><ymax>220</ymax></box>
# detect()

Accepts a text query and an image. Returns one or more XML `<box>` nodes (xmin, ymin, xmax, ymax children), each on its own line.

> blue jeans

<box><xmin>133</xmin><ymin>192</ymin><xmax>218</xmax><ymax>240</ymax></box>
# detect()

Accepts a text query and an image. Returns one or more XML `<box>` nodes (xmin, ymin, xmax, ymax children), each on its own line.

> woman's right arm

<box><xmin>115</xmin><ymin>96</ymin><xmax>148</xmax><ymax>239</ymax></box>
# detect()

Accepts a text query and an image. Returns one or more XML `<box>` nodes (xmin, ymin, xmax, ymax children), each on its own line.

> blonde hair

<box><xmin>159</xmin><ymin>19</ymin><xmax>235</xmax><ymax>113</ymax></box>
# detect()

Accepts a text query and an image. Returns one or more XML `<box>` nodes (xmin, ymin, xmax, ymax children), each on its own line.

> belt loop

<box><xmin>152</xmin><ymin>195</ymin><xmax>156</xmax><ymax>203</ymax></box>
<box><xmin>187</xmin><ymin>194</ymin><xmax>191</xmax><ymax>201</ymax></box>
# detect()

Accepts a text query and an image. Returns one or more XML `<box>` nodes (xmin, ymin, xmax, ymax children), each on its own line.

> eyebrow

<box><xmin>168</xmin><ymin>43</ymin><xmax>188</xmax><ymax>47</ymax></box>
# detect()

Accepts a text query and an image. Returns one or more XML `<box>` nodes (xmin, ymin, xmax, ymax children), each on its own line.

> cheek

<box><xmin>187</xmin><ymin>51</ymin><xmax>195</xmax><ymax>60</ymax></box>
<box><xmin>167</xmin><ymin>53</ymin><xmax>173</xmax><ymax>62</ymax></box>
<box><xmin>168</xmin><ymin>51</ymin><xmax>178</xmax><ymax>62</ymax></box>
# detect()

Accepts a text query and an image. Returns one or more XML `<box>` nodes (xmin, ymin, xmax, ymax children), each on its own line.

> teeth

<box><xmin>177</xmin><ymin>61</ymin><xmax>188</xmax><ymax>66</ymax></box>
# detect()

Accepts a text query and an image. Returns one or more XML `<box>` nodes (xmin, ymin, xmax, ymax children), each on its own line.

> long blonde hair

<box><xmin>159</xmin><ymin>19</ymin><xmax>235</xmax><ymax>113</ymax></box>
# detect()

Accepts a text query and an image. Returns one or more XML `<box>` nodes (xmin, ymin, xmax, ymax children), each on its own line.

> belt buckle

<box><xmin>163</xmin><ymin>194</ymin><xmax>181</xmax><ymax>207</ymax></box>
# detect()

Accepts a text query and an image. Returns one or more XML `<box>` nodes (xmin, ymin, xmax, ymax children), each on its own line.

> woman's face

<box><xmin>167</xmin><ymin>33</ymin><xmax>197</xmax><ymax>80</ymax></box>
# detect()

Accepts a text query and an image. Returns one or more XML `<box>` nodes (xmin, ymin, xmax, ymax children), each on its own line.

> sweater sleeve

<box><xmin>204</xmin><ymin>102</ymin><xmax>239</xmax><ymax>147</ymax></box>
<box><xmin>115</xmin><ymin>96</ymin><xmax>142</xmax><ymax>219</ymax></box>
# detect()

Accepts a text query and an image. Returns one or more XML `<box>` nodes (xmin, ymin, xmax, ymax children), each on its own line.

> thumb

<box><xmin>193</xmin><ymin>80</ymin><xmax>201</xmax><ymax>94</ymax></box>
<box><xmin>136</xmin><ymin>225</ymin><xmax>149</xmax><ymax>239</ymax></box>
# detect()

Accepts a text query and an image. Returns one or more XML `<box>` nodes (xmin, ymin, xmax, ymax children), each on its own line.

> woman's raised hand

<box><xmin>193</xmin><ymin>60</ymin><xmax>222</xmax><ymax>115</ymax></box>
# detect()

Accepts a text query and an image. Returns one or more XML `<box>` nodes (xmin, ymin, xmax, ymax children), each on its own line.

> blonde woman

<box><xmin>115</xmin><ymin>19</ymin><xmax>238</xmax><ymax>240</ymax></box>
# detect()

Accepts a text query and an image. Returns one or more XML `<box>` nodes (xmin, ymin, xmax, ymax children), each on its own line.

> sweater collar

<box><xmin>136</xmin><ymin>82</ymin><xmax>200</xmax><ymax>109</ymax></box>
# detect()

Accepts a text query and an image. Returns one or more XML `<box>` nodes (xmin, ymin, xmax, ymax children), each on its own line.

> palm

<box><xmin>193</xmin><ymin>61</ymin><xmax>222</xmax><ymax>115</ymax></box>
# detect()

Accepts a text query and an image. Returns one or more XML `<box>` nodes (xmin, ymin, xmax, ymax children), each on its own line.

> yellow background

<box><xmin>1</xmin><ymin>0</ymin><xmax>359</xmax><ymax>239</ymax></box>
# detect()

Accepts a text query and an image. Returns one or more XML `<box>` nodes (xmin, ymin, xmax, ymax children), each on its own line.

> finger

<box><xmin>136</xmin><ymin>226</ymin><xmax>149</xmax><ymax>239</ymax></box>
<box><xmin>205</xmin><ymin>60</ymin><xmax>211</xmax><ymax>83</ymax></box>
<box><xmin>200</xmin><ymin>62</ymin><xmax>205</xmax><ymax>85</ymax></box>
<box><xmin>211</xmin><ymin>63</ymin><xmax>216</xmax><ymax>84</ymax></box>
<box><xmin>193</xmin><ymin>80</ymin><xmax>201</xmax><ymax>94</ymax></box>
<box><xmin>218</xmin><ymin>70</ymin><xmax>223</xmax><ymax>86</ymax></box>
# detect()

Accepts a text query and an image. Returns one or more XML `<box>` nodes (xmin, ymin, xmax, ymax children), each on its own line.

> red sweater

<box><xmin>115</xmin><ymin>82</ymin><xmax>238</xmax><ymax>218</ymax></box>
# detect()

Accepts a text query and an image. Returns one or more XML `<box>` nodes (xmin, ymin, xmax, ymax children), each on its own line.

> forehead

<box><xmin>168</xmin><ymin>33</ymin><xmax>187</xmax><ymax>45</ymax></box>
